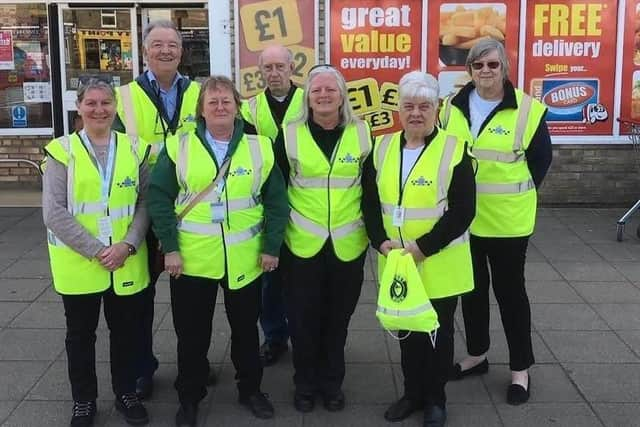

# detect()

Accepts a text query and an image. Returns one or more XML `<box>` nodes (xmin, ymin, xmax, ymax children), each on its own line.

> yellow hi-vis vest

<box><xmin>284</xmin><ymin>119</ymin><xmax>372</xmax><ymax>261</ymax></box>
<box><xmin>440</xmin><ymin>89</ymin><xmax>546</xmax><ymax>237</ymax></box>
<box><xmin>166</xmin><ymin>131</ymin><xmax>273</xmax><ymax>289</ymax></box>
<box><xmin>116</xmin><ymin>80</ymin><xmax>200</xmax><ymax>166</ymax></box>
<box><xmin>240</xmin><ymin>88</ymin><xmax>304</xmax><ymax>140</ymax></box>
<box><xmin>374</xmin><ymin>130</ymin><xmax>473</xmax><ymax>299</ymax></box>
<box><xmin>45</xmin><ymin>132</ymin><xmax>150</xmax><ymax>296</ymax></box>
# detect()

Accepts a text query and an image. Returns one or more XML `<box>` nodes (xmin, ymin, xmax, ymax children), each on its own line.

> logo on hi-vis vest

<box><xmin>487</xmin><ymin>125</ymin><xmax>510</xmax><ymax>136</ymax></box>
<box><xmin>390</xmin><ymin>275</ymin><xmax>408</xmax><ymax>303</ymax></box>
<box><xmin>116</xmin><ymin>177</ymin><xmax>136</xmax><ymax>188</ymax></box>
<box><xmin>183</xmin><ymin>114</ymin><xmax>196</xmax><ymax>123</ymax></box>
<box><xmin>230</xmin><ymin>166</ymin><xmax>253</xmax><ymax>177</ymax></box>
<box><xmin>338</xmin><ymin>153</ymin><xmax>359</xmax><ymax>164</ymax></box>
<box><xmin>122</xmin><ymin>281</ymin><xmax>134</xmax><ymax>287</ymax></box>
<box><xmin>410</xmin><ymin>176</ymin><xmax>432</xmax><ymax>186</ymax></box>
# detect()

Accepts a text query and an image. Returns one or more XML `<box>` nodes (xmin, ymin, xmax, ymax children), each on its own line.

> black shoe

<box><xmin>449</xmin><ymin>358</ymin><xmax>489</xmax><ymax>380</ymax></box>
<box><xmin>424</xmin><ymin>404</ymin><xmax>447</xmax><ymax>427</ymax></box>
<box><xmin>206</xmin><ymin>369</ymin><xmax>217</xmax><ymax>386</ymax></box>
<box><xmin>293</xmin><ymin>391</ymin><xmax>315</xmax><ymax>413</ymax></box>
<box><xmin>70</xmin><ymin>401</ymin><xmax>96</xmax><ymax>427</ymax></box>
<box><xmin>135</xmin><ymin>376</ymin><xmax>153</xmax><ymax>400</ymax></box>
<box><xmin>384</xmin><ymin>396</ymin><xmax>422</xmax><ymax>422</ymax></box>
<box><xmin>115</xmin><ymin>393</ymin><xmax>149</xmax><ymax>425</ymax></box>
<box><xmin>507</xmin><ymin>376</ymin><xmax>531</xmax><ymax>405</ymax></box>
<box><xmin>239</xmin><ymin>392</ymin><xmax>275</xmax><ymax>419</ymax></box>
<box><xmin>323</xmin><ymin>390</ymin><xmax>345</xmax><ymax>412</ymax></box>
<box><xmin>260</xmin><ymin>341</ymin><xmax>288</xmax><ymax>367</ymax></box>
<box><xmin>175</xmin><ymin>403</ymin><xmax>198</xmax><ymax>427</ymax></box>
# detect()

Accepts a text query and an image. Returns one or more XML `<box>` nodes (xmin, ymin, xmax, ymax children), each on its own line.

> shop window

<box><xmin>101</xmin><ymin>10</ymin><xmax>117</xmax><ymax>28</ymax></box>
<box><xmin>0</xmin><ymin>3</ymin><xmax>52</xmax><ymax>130</ymax></box>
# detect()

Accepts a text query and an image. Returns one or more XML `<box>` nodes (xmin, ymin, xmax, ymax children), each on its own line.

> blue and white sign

<box><xmin>11</xmin><ymin>105</ymin><xmax>27</xmax><ymax>128</ymax></box>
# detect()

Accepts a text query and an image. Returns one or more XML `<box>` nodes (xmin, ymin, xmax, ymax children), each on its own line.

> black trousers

<box><xmin>170</xmin><ymin>274</ymin><xmax>263</xmax><ymax>404</ymax></box>
<box><xmin>400</xmin><ymin>296</ymin><xmax>457</xmax><ymax>408</ymax></box>
<box><xmin>461</xmin><ymin>235</ymin><xmax>535</xmax><ymax>371</ymax></box>
<box><xmin>62</xmin><ymin>287</ymin><xmax>145</xmax><ymax>401</ymax></box>
<box><xmin>282</xmin><ymin>242</ymin><xmax>366</xmax><ymax>395</ymax></box>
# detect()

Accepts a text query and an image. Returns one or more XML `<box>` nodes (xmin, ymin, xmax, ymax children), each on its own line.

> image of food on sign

<box><xmin>439</xmin><ymin>3</ymin><xmax>506</xmax><ymax>66</ymax></box>
<box><xmin>634</xmin><ymin>3</ymin><xmax>640</xmax><ymax>65</ymax></box>
<box><xmin>632</xmin><ymin>71</ymin><xmax>640</xmax><ymax>119</ymax></box>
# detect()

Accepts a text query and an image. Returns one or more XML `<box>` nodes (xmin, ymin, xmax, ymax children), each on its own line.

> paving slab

<box><xmin>551</xmin><ymin>261</ymin><xmax>628</xmax><ymax>282</ymax></box>
<box><xmin>403</xmin><ymin>404</ymin><xmax>502</xmax><ymax>427</ymax></box>
<box><xmin>0</xmin><ymin>259</ymin><xmax>51</xmax><ymax>279</ymax></box>
<box><xmin>531</xmin><ymin>303</ymin><xmax>610</xmax><ymax>331</ymax></box>
<box><xmin>571</xmin><ymin>281</ymin><xmax>640</xmax><ymax>303</ymax></box>
<box><xmin>540</xmin><ymin>330</ymin><xmax>639</xmax><ymax>363</ymax></box>
<box><xmin>617</xmin><ymin>330</ymin><xmax>640</xmax><ymax>357</ymax></box>
<box><xmin>592</xmin><ymin>303</ymin><xmax>640</xmax><ymax>330</ymax></box>
<box><xmin>0</xmin><ymin>401</ymin><xmax>18</xmax><ymax>426</ymax></box>
<box><xmin>526</xmin><ymin>280</ymin><xmax>584</xmax><ymax>303</ymax></box>
<box><xmin>0</xmin><ymin>329</ymin><xmax>65</xmax><ymax>361</ymax></box>
<box><xmin>0</xmin><ymin>361</ymin><xmax>50</xmax><ymax>400</ymax></box>
<box><xmin>26</xmin><ymin>360</ymin><xmax>114</xmax><ymax>402</ymax></box>
<box><xmin>495</xmin><ymin>402</ymin><xmax>601</xmax><ymax>427</ymax></box>
<box><xmin>592</xmin><ymin>403</ymin><xmax>640</xmax><ymax>427</ymax></box>
<box><xmin>0</xmin><ymin>278</ymin><xmax>50</xmax><ymax>302</ymax></box>
<box><xmin>1</xmin><ymin>400</ymin><xmax>110</xmax><ymax>427</ymax></box>
<box><xmin>8</xmin><ymin>301</ymin><xmax>66</xmax><ymax>329</ymax></box>
<box><xmin>564</xmin><ymin>363</ymin><xmax>640</xmax><ymax>402</ymax></box>
<box><xmin>0</xmin><ymin>302</ymin><xmax>28</xmax><ymax>328</ymax></box>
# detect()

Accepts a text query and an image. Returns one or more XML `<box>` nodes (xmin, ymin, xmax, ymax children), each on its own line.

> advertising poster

<box><xmin>524</xmin><ymin>0</ymin><xmax>617</xmax><ymax>135</ymax></box>
<box><xmin>426</xmin><ymin>0</ymin><xmax>520</xmax><ymax>99</ymax></box>
<box><xmin>235</xmin><ymin>0</ymin><xmax>317</xmax><ymax>98</ymax></box>
<box><xmin>619</xmin><ymin>0</ymin><xmax>640</xmax><ymax>133</ymax></box>
<box><xmin>328</xmin><ymin>0</ymin><xmax>425</xmax><ymax>135</ymax></box>
<box><xmin>0</xmin><ymin>30</ymin><xmax>14</xmax><ymax>70</ymax></box>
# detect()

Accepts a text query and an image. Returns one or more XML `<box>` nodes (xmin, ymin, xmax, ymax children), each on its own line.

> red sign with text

<box><xmin>619</xmin><ymin>0</ymin><xmax>640</xmax><ymax>133</ymax></box>
<box><xmin>426</xmin><ymin>1</ymin><xmax>520</xmax><ymax>100</ymax></box>
<box><xmin>235</xmin><ymin>0</ymin><xmax>317</xmax><ymax>97</ymax></box>
<box><xmin>328</xmin><ymin>0</ymin><xmax>424</xmax><ymax>135</ymax></box>
<box><xmin>524</xmin><ymin>0</ymin><xmax>617</xmax><ymax>135</ymax></box>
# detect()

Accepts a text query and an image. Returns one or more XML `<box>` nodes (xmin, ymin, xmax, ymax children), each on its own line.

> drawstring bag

<box><xmin>376</xmin><ymin>249</ymin><xmax>439</xmax><ymax>343</ymax></box>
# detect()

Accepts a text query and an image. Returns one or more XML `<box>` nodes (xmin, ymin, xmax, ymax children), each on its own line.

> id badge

<box><xmin>211</xmin><ymin>202</ymin><xmax>225</xmax><ymax>223</ymax></box>
<box><xmin>392</xmin><ymin>206</ymin><xmax>405</xmax><ymax>227</ymax></box>
<box><xmin>97</xmin><ymin>216</ymin><xmax>112</xmax><ymax>244</ymax></box>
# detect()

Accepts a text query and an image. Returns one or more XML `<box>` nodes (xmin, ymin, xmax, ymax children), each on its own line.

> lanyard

<box><xmin>80</xmin><ymin>129</ymin><xmax>116</xmax><ymax>207</ymax></box>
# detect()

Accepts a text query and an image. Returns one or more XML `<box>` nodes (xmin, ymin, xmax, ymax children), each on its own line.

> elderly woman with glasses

<box><xmin>362</xmin><ymin>71</ymin><xmax>476</xmax><ymax>427</ymax></box>
<box><xmin>42</xmin><ymin>78</ymin><xmax>151</xmax><ymax>426</ymax></box>
<box><xmin>440</xmin><ymin>38</ymin><xmax>552</xmax><ymax>405</ymax></box>
<box><xmin>272</xmin><ymin>64</ymin><xmax>372</xmax><ymax>413</ymax></box>
<box><xmin>147</xmin><ymin>75</ymin><xmax>289</xmax><ymax>425</ymax></box>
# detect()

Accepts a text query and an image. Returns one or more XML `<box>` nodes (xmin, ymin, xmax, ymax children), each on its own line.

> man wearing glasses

<box><xmin>113</xmin><ymin>19</ymin><xmax>203</xmax><ymax>400</ymax></box>
<box><xmin>240</xmin><ymin>44</ymin><xmax>304</xmax><ymax>367</ymax></box>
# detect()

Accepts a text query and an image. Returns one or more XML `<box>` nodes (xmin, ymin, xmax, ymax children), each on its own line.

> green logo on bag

<box><xmin>390</xmin><ymin>275</ymin><xmax>407</xmax><ymax>302</ymax></box>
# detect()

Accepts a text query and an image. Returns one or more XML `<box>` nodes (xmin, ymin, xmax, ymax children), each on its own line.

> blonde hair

<box><xmin>296</xmin><ymin>65</ymin><xmax>357</xmax><ymax>126</ymax></box>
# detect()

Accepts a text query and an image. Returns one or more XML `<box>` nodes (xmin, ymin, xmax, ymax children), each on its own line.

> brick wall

<box><xmin>0</xmin><ymin>136</ymin><xmax>47</xmax><ymax>186</ymax></box>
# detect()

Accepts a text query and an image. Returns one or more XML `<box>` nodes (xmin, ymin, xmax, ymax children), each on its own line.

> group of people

<box><xmin>42</xmin><ymin>19</ymin><xmax>552</xmax><ymax>427</ymax></box>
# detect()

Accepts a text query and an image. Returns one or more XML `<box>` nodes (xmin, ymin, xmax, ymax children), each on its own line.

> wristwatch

<box><xmin>125</xmin><ymin>243</ymin><xmax>137</xmax><ymax>256</ymax></box>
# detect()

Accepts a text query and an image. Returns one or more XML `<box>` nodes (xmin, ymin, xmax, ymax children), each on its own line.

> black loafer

<box><xmin>259</xmin><ymin>341</ymin><xmax>288</xmax><ymax>367</ymax></box>
<box><xmin>135</xmin><ymin>376</ymin><xmax>153</xmax><ymax>400</ymax></box>
<box><xmin>323</xmin><ymin>390</ymin><xmax>345</xmax><ymax>412</ymax></box>
<box><xmin>294</xmin><ymin>392</ymin><xmax>315</xmax><ymax>413</ymax></box>
<box><xmin>175</xmin><ymin>402</ymin><xmax>198</xmax><ymax>426</ymax></box>
<box><xmin>449</xmin><ymin>358</ymin><xmax>489</xmax><ymax>380</ymax></box>
<box><xmin>424</xmin><ymin>404</ymin><xmax>447</xmax><ymax>427</ymax></box>
<box><xmin>384</xmin><ymin>395</ymin><xmax>422</xmax><ymax>422</ymax></box>
<box><xmin>239</xmin><ymin>392</ymin><xmax>275</xmax><ymax>419</ymax></box>
<box><xmin>507</xmin><ymin>376</ymin><xmax>530</xmax><ymax>405</ymax></box>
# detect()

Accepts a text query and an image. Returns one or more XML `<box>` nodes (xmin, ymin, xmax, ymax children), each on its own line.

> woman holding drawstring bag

<box><xmin>362</xmin><ymin>71</ymin><xmax>476</xmax><ymax>427</ymax></box>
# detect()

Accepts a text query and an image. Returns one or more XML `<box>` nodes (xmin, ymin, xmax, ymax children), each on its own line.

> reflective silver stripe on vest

<box><xmin>290</xmin><ymin>175</ymin><xmax>360</xmax><ymax>189</ymax></box>
<box><xmin>285</xmin><ymin>122</ymin><xmax>301</xmax><ymax>176</ymax></box>
<box><xmin>375</xmin><ymin>133</ymin><xmax>394</xmax><ymax>184</ymax></box>
<box><xmin>476</xmin><ymin>179</ymin><xmax>535</xmax><ymax>194</ymax></box>
<box><xmin>119</xmin><ymin>85</ymin><xmax>138</xmax><ymax>136</ymax></box>
<box><xmin>376</xmin><ymin>302</ymin><xmax>434</xmax><ymax>317</ymax></box>
<box><xmin>472</xmin><ymin>148</ymin><xmax>524</xmax><ymax>163</ymax></box>
<box><xmin>178</xmin><ymin>220</ymin><xmax>223</xmax><ymax>235</ymax></box>
<box><xmin>71</xmin><ymin>201</ymin><xmax>104</xmax><ymax>215</ymax></box>
<box><xmin>333</xmin><ymin>217</ymin><xmax>364</xmax><ymax>238</ymax></box>
<box><xmin>47</xmin><ymin>229</ymin><xmax>67</xmax><ymax>247</ymax></box>
<box><xmin>513</xmin><ymin>94</ymin><xmax>533</xmax><ymax>152</ymax></box>
<box><xmin>354</xmin><ymin>120</ymin><xmax>370</xmax><ymax>156</ymax></box>
<box><xmin>109</xmin><ymin>205</ymin><xmax>136</xmax><ymax>220</ymax></box>
<box><xmin>441</xmin><ymin>96</ymin><xmax>453</xmax><ymax>129</ymax></box>
<box><xmin>248</xmin><ymin>96</ymin><xmax>258</xmax><ymax>121</ymax></box>
<box><xmin>177</xmin><ymin>132</ymin><xmax>190</xmax><ymax>188</ymax></box>
<box><xmin>437</xmin><ymin>136</ymin><xmax>458</xmax><ymax>203</ymax></box>
<box><xmin>56</xmin><ymin>136</ymin><xmax>76</xmax><ymax>215</ymax></box>
<box><xmin>177</xmin><ymin>191</ymin><xmax>260</xmax><ymax>211</ymax></box>
<box><xmin>225</xmin><ymin>223</ymin><xmax>262</xmax><ymax>245</ymax></box>
<box><xmin>289</xmin><ymin>209</ymin><xmax>328</xmax><ymax>238</ymax></box>
<box><xmin>245</xmin><ymin>134</ymin><xmax>263</xmax><ymax>195</ymax></box>
<box><xmin>381</xmin><ymin>203</ymin><xmax>445</xmax><ymax>220</ymax></box>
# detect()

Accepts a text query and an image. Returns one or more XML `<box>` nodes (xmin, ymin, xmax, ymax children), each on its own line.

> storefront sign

<box><xmin>23</xmin><ymin>82</ymin><xmax>51</xmax><ymax>103</ymax></box>
<box><xmin>235</xmin><ymin>0</ymin><xmax>317</xmax><ymax>97</ymax></box>
<box><xmin>0</xmin><ymin>30</ymin><xmax>14</xmax><ymax>70</ymax></box>
<box><xmin>11</xmin><ymin>105</ymin><xmax>27</xmax><ymax>127</ymax></box>
<box><xmin>619</xmin><ymin>0</ymin><xmax>640</xmax><ymax>133</ymax></box>
<box><xmin>426</xmin><ymin>0</ymin><xmax>520</xmax><ymax>99</ymax></box>
<box><xmin>327</xmin><ymin>0</ymin><xmax>425</xmax><ymax>135</ymax></box>
<box><xmin>524</xmin><ymin>0</ymin><xmax>617</xmax><ymax>135</ymax></box>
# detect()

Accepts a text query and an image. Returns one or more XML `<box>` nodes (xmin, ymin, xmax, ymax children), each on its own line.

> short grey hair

<box><xmin>398</xmin><ymin>71</ymin><xmax>439</xmax><ymax>107</ymax></box>
<box><xmin>142</xmin><ymin>20</ymin><xmax>182</xmax><ymax>48</ymax></box>
<box><xmin>465</xmin><ymin>38</ymin><xmax>509</xmax><ymax>81</ymax></box>
<box><xmin>258</xmin><ymin>45</ymin><xmax>293</xmax><ymax>66</ymax></box>
<box><xmin>297</xmin><ymin>65</ymin><xmax>357</xmax><ymax>127</ymax></box>
<box><xmin>76</xmin><ymin>78</ymin><xmax>115</xmax><ymax>104</ymax></box>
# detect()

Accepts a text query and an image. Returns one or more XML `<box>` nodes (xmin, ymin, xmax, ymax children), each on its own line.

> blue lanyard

<box><xmin>80</xmin><ymin>129</ymin><xmax>116</xmax><ymax>207</ymax></box>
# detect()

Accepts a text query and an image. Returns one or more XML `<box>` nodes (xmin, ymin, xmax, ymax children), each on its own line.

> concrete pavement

<box><xmin>0</xmin><ymin>207</ymin><xmax>639</xmax><ymax>426</ymax></box>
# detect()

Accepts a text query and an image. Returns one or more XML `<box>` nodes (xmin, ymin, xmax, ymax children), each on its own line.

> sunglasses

<box><xmin>471</xmin><ymin>61</ymin><xmax>501</xmax><ymax>70</ymax></box>
<box><xmin>309</xmin><ymin>64</ymin><xmax>337</xmax><ymax>73</ymax></box>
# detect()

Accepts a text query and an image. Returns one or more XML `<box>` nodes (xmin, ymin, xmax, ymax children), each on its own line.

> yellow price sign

<box><xmin>289</xmin><ymin>45</ymin><xmax>315</xmax><ymax>86</ymax></box>
<box><xmin>379</xmin><ymin>82</ymin><xmax>399</xmax><ymax>112</ymax></box>
<box><xmin>363</xmin><ymin>109</ymin><xmax>395</xmax><ymax>133</ymax></box>
<box><xmin>239</xmin><ymin>0</ymin><xmax>303</xmax><ymax>52</ymax></box>
<box><xmin>239</xmin><ymin>65</ymin><xmax>266</xmax><ymax>98</ymax></box>
<box><xmin>347</xmin><ymin>78</ymin><xmax>381</xmax><ymax>116</ymax></box>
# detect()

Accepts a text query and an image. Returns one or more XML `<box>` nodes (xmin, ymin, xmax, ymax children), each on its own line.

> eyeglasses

<box><xmin>309</xmin><ymin>64</ymin><xmax>337</xmax><ymax>73</ymax></box>
<box><xmin>470</xmin><ymin>61</ymin><xmax>501</xmax><ymax>70</ymax></box>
